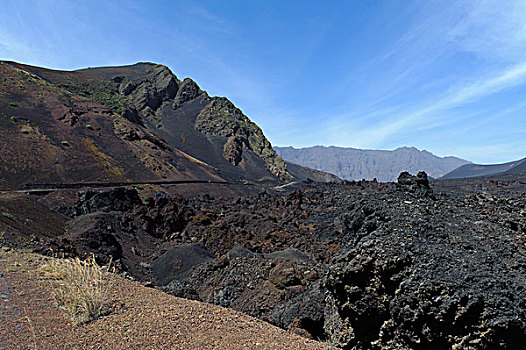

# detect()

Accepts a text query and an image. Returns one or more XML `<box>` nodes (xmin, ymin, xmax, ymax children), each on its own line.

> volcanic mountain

<box><xmin>275</xmin><ymin>145</ymin><xmax>469</xmax><ymax>182</ymax></box>
<box><xmin>0</xmin><ymin>61</ymin><xmax>335</xmax><ymax>193</ymax></box>
<box><xmin>440</xmin><ymin>157</ymin><xmax>526</xmax><ymax>179</ymax></box>
<box><xmin>0</xmin><ymin>62</ymin><xmax>223</xmax><ymax>189</ymax></box>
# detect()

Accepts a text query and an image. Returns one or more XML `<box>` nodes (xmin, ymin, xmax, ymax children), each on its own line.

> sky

<box><xmin>1</xmin><ymin>0</ymin><xmax>526</xmax><ymax>164</ymax></box>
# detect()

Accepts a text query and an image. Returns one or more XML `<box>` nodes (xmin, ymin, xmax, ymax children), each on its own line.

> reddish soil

<box><xmin>0</xmin><ymin>249</ymin><xmax>326</xmax><ymax>350</ymax></box>
<box><xmin>0</xmin><ymin>62</ymin><xmax>223</xmax><ymax>190</ymax></box>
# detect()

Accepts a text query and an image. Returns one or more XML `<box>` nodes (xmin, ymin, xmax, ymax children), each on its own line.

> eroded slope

<box><xmin>0</xmin><ymin>62</ymin><xmax>223</xmax><ymax>189</ymax></box>
<box><xmin>20</xmin><ymin>62</ymin><xmax>293</xmax><ymax>183</ymax></box>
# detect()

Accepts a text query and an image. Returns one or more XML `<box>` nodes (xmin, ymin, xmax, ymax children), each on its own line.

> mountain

<box><xmin>274</xmin><ymin>145</ymin><xmax>469</xmax><ymax>182</ymax></box>
<box><xmin>440</xmin><ymin>157</ymin><xmax>526</xmax><ymax>179</ymax></box>
<box><xmin>0</xmin><ymin>61</ymin><xmax>333</xmax><ymax>191</ymax></box>
<box><xmin>0</xmin><ymin>61</ymin><xmax>223</xmax><ymax>190</ymax></box>
<box><xmin>282</xmin><ymin>161</ymin><xmax>341</xmax><ymax>183</ymax></box>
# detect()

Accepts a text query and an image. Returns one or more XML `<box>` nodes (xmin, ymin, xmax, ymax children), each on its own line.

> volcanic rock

<box><xmin>65</xmin><ymin>188</ymin><xmax>143</xmax><ymax>217</ymax></box>
<box><xmin>397</xmin><ymin>171</ymin><xmax>434</xmax><ymax>198</ymax></box>
<box><xmin>31</xmin><ymin>169</ymin><xmax>526</xmax><ymax>348</ymax></box>
<box><xmin>152</xmin><ymin>243</ymin><xmax>216</xmax><ymax>286</ymax></box>
<box><xmin>63</xmin><ymin>212</ymin><xmax>123</xmax><ymax>265</ymax></box>
<box><xmin>172</xmin><ymin>78</ymin><xmax>203</xmax><ymax>109</ymax></box>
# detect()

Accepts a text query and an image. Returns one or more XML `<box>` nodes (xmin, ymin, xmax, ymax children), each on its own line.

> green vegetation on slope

<box><xmin>59</xmin><ymin>80</ymin><xmax>132</xmax><ymax>116</ymax></box>
<box><xmin>195</xmin><ymin>97</ymin><xmax>291</xmax><ymax>180</ymax></box>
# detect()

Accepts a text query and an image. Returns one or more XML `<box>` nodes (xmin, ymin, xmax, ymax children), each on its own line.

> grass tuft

<box><xmin>44</xmin><ymin>255</ymin><xmax>114</xmax><ymax>324</ymax></box>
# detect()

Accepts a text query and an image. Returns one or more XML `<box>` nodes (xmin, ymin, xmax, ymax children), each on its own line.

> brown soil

<box><xmin>0</xmin><ymin>61</ymin><xmax>224</xmax><ymax>191</ymax></box>
<box><xmin>0</xmin><ymin>249</ymin><xmax>326</xmax><ymax>349</ymax></box>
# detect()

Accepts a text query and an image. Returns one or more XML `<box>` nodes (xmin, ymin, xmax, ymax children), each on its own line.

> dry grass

<box><xmin>2</xmin><ymin>249</ymin><xmax>325</xmax><ymax>349</ymax></box>
<box><xmin>43</xmin><ymin>255</ymin><xmax>114</xmax><ymax>324</ymax></box>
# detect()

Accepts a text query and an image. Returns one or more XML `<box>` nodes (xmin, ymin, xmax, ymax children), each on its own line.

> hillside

<box><xmin>11</xmin><ymin>61</ymin><xmax>292</xmax><ymax>184</ymax></box>
<box><xmin>1</xmin><ymin>61</ymin><xmax>335</xmax><ymax>194</ymax></box>
<box><xmin>440</xmin><ymin>157</ymin><xmax>526</xmax><ymax>179</ymax></box>
<box><xmin>0</xmin><ymin>249</ymin><xmax>324</xmax><ymax>349</ymax></box>
<box><xmin>0</xmin><ymin>62</ymin><xmax>223</xmax><ymax>190</ymax></box>
<box><xmin>275</xmin><ymin>145</ymin><xmax>469</xmax><ymax>182</ymax></box>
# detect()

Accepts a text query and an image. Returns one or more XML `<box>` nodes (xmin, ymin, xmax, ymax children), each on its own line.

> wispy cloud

<box><xmin>447</xmin><ymin>0</ymin><xmax>526</xmax><ymax>61</ymax></box>
<box><xmin>185</xmin><ymin>5</ymin><xmax>237</xmax><ymax>36</ymax></box>
<box><xmin>0</xmin><ymin>28</ymin><xmax>43</xmax><ymax>65</ymax></box>
<box><xmin>324</xmin><ymin>0</ymin><xmax>526</xmax><ymax>162</ymax></box>
<box><xmin>459</xmin><ymin>102</ymin><xmax>526</xmax><ymax>133</ymax></box>
<box><xmin>328</xmin><ymin>60</ymin><xmax>526</xmax><ymax>147</ymax></box>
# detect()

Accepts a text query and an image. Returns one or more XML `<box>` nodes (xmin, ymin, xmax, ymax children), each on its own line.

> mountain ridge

<box><xmin>440</xmin><ymin>157</ymin><xmax>526</xmax><ymax>179</ymax></box>
<box><xmin>1</xmin><ymin>61</ymin><xmax>336</xmax><ymax>192</ymax></box>
<box><xmin>275</xmin><ymin>145</ymin><xmax>469</xmax><ymax>182</ymax></box>
<box><xmin>0</xmin><ymin>61</ymin><xmax>224</xmax><ymax>190</ymax></box>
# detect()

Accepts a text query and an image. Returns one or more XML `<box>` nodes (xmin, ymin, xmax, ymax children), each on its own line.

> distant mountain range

<box><xmin>274</xmin><ymin>146</ymin><xmax>469</xmax><ymax>182</ymax></box>
<box><xmin>440</xmin><ymin>157</ymin><xmax>526</xmax><ymax>179</ymax></box>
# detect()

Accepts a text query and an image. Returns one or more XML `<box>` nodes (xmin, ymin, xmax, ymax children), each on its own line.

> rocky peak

<box><xmin>172</xmin><ymin>78</ymin><xmax>204</xmax><ymax>109</ymax></box>
<box><xmin>27</xmin><ymin>61</ymin><xmax>293</xmax><ymax>183</ymax></box>
<box><xmin>195</xmin><ymin>97</ymin><xmax>291</xmax><ymax>180</ymax></box>
<box><xmin>120</xmin><ymin>65</ymin><xmax>179</xmax><ymax>125</ymax></box>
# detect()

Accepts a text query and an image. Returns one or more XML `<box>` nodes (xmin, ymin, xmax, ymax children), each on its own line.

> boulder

<box><xmin>63</xmin><ymin>212</ymin><xmax>123</xmax><ymax>265</ymax></box>
<box><xmin>152</xmin><ymin>243</ymin><xmax>215</xmax><ymax>286</ymax></box>
<box><xmin>397</xmin><ymin>171</ymin><xmax>434</xmax><ymax>198</ymax></box>
<box><xmin>66</xmin><ymin>188</ymin><xmax>143</xmax><ymax>217</ymax></box>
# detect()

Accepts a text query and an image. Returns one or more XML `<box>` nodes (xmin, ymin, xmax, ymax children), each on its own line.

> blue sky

<box><xmin>1</xmin><ymin>0</ymin><xmax>526</xmax><ymax>163</ymax></box>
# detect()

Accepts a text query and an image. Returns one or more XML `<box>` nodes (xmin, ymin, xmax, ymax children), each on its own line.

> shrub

<box><xmin>9</xmin><ymin>102</ymin><xmax>17</xmax><ymax>107</ymax></box>
<box><xmin>45</xmin><ymin>255</ymin><xmax>114</xmax><ymax>324</ymax></box>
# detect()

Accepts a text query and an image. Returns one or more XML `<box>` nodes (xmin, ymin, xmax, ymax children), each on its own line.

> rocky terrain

<box><xmin>3</xmin><ymin>169</ymin><xmax>525</xmax><ymax>349</ymax></box>
<box><xmin>0</xmin><ymin>62</ymin><xmax>225</xmax><ymax>189</ymax></box>
<box><xmin>0</xmin><ymin>249</ymin><xmax>324</xmax><ymax>350</ymax></box>
<box><xmin>275</xmin><ymin>146</ymin><xmax>469</xmax><ymax>182</ymax></box>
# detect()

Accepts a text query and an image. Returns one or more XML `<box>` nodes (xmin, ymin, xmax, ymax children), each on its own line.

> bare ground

<box><xmin>0</xmin><ymin>248</ymin><xmax>326</xmax><ymax>350</ymax></box>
